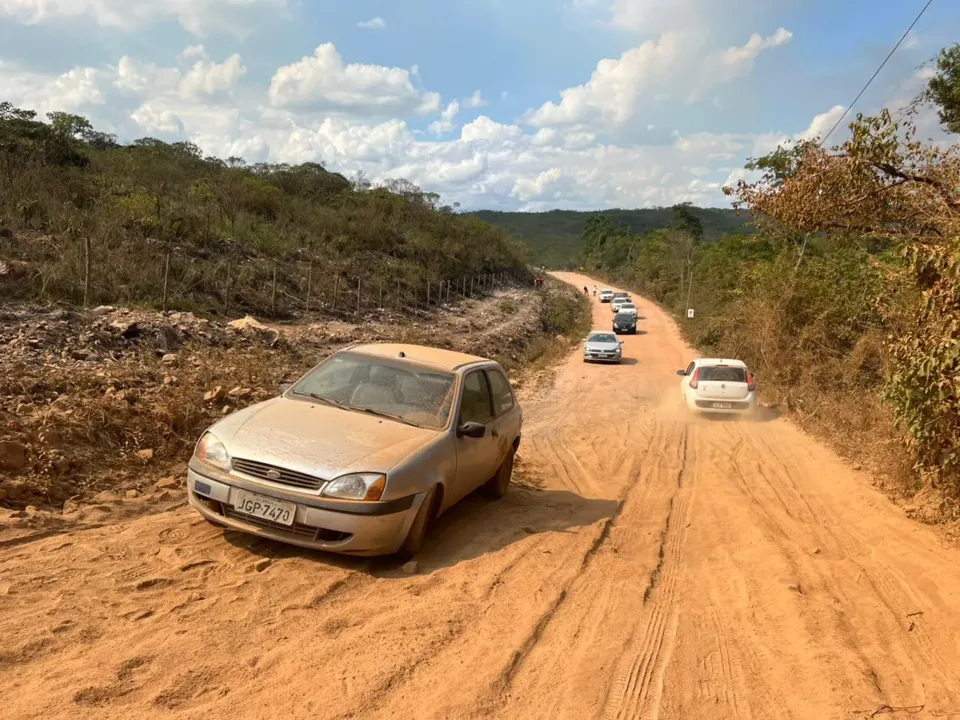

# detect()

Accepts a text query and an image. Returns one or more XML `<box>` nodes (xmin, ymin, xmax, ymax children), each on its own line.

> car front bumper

<box><xmin>186</xmin><ymin>466</ymin><xmax>426</xmax><ymax>556</ymax></box>
<box><xmin>584</xmin><ymin>352</ymin><xmax>622</xmax><ymax>363</ymax></box>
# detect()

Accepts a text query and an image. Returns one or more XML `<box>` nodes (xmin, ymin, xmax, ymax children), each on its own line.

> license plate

<box><xmin>712</xmin><ymin>402</ymin><xmax>732</xmax><ymax>409</ymax></box>
<box><xmin>234</xmin><ymin>490</ymin><xmax>296</xmax><ymax>526</ymax></box>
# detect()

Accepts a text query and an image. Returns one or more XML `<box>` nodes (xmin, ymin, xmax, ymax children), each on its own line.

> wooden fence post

<box><xmin>305</xmin><ymin>265</ymin><xmax>312</xmax><ymax>314</ymax></box>
<box><xmin>83</xmin><ymin>236</ymin><xmax>91</xmax><ymax>307</ymax></box>
<box><xmin>161</xmin><ymin>250</ymin><xmax>170</xmax><ymax>313</ymax></box>
<box><xmin>223</xmin><ymin>262</ymin><xmax>231</xmax><ymax>316</ymax></box>
<box><xmin>271</xmin><ymin>267</ymin><xmax>278</xmax><ymax>315</ymax></box>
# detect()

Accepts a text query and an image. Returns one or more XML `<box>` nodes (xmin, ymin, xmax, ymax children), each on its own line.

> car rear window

<box><xmin>699</xmin><ymin>366</ymin><xmax>747</xmax><ymax>383</ymax></box>
<box><xmin>614</xmin><ymin>313</ymin><xmax>634</xmax><ymax>322</ymax></box>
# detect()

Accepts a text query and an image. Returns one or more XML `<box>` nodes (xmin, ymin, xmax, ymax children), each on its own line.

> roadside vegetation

<box><xmin>0</xmin><ymin>103</ymin><xmax>529</xmax><ymax>316</ymax></box>
<box><xmin>580</xmin><ymin>43</ymin><xmax>960</xmax><ymax>518</ymax></box>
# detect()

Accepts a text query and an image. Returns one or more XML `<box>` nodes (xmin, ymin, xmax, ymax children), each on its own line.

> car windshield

<box><xmin>699</xmin><ymin>366</ymin><xmax>747</xmax><ymax>383</ymax></box>
<box><xmin>290</xmin><ymin>352</ymin><xmax>456</xmax><ymax>430</ymax></box>
<box><xmin>588</xmin><ymin>333</ymin><xmax>618</xmax><ymax>344</ymax></box>
<box><xmin>614</xmin><ymin>314</ymin><xmax>634</xmax><ymax>322</ymax></box>
<box><xmin>621</xmin><ymin>304</ymin><xmax>636</xmax><ymax>310</ymax></box>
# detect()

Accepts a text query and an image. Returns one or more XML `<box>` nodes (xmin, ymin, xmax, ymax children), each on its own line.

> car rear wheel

<box><xmin>396</xmin><ymin>486</ymin><xmax>438</xmax><ymax>560</ymax></box>
<box><xmin>483</xmin><ymin>448</ymin><xmax>515</xmax><ymax>499</ymax></box>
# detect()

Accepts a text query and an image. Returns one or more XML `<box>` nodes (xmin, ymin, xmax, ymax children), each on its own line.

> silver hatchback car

<box><xmin>186</xmin><ymin>344</ymin><xmax>523</xmax><ymax>558</ymax></box>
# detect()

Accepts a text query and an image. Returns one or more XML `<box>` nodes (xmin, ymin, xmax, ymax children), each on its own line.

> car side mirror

<box><xmin>676</xmin><ymin>370</ymin><xmax>687</xmax><ymax>377</ymax></box>
<box><xmin>279</xmin><ymin>382</ymin><xmax>293</xmax><ymax>394</ymax></box>
<box><xmin>457</xmin><ymin>422</ymin><xmax>486</xmax><ymax>439</ymax></box>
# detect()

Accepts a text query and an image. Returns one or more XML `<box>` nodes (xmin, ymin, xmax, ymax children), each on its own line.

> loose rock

<box><xmin>204</xmin><ymin>386</ymin><xmax>225</xmax><ymax>403</ymax></box>
<box><xmin>136</xmin><ymin>448</ymin><xmax>155</xmax><ymax>463</ymax></box>
<box><xmin>402</xmin><ymin>560</ymin><xmax>420</xmax><ymax>575</ymax></box>
<box><xmin>0</xmin><ymin>441</ymin><xmax>27</xmax><ymax>472</ymax></box>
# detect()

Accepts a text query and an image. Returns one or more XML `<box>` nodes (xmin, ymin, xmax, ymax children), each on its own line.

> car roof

<box><xmin>588</xmin><ymin>330</ymin><xmax>618</xmax><ymax>337</ymax></box>
<box><xmin>695</xmin><ymin>358</ymin><xmax>747</xmax><ymax>368</ymax></box>
<box><xmin>348</xmin><ymin>343</ymin><xmax>489</xmax><ymax>372</ymax></box>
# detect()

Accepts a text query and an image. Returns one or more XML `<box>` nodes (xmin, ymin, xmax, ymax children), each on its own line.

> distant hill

<box><xmin>471</xmin><ymin>207</ymin><xmax>754</xmax><ymax>268</ymax></box>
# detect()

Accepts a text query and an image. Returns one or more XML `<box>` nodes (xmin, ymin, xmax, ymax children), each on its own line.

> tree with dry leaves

<box><xmin>726</xmin><ymin>109</ymin><xmax>960</xmax><ymax>490</ymax></box>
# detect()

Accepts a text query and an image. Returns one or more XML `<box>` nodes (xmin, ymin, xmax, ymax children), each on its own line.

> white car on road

<box><xmin>599</xmin><ymin>289</ymin><xmax>615</xmax><ymax>303</ymax></box>
<box><xmin>678</xmin><ymin>358</ymin><xmax>757</xmax><ymax>414</ymax></box>
<box><xmin>618</xmin><ymin>303</ymin><xmax>638</xmax><ymax>318</ymax></box>
<box><xmin>611</xmin><ymin>296</ymin><xmax>633</xmax><ymax>313</ymax></box>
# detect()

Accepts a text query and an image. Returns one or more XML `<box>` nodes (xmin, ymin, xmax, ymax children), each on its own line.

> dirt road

<box><xmin>4</xmin><ymin>272</ymin><xmax>960</xmax><ymax>719</ymax></box>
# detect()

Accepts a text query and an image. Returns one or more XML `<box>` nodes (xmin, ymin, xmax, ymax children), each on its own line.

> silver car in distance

<box><xmin>583</xmin><ymin>331</ymin><xmax>624</xmax><ymax>364</ymax></box>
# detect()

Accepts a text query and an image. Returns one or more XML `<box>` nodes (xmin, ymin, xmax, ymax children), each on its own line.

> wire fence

<box><xmin>0</xmin><ymin>238</ymin><xmax>533</xmax><ymax>319</ymax></box>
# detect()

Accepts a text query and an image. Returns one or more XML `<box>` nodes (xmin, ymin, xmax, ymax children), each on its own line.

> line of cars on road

<box><xmin>592</xmin><ymin>287</ymin><xmax>758</xmax><ymax>417</ymax></box>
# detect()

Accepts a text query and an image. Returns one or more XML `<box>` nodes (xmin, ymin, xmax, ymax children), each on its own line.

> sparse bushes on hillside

<box><xmin>0</xmin><ymin>102</ymin><xmax>531</xmax><ymax>316</ymax></box>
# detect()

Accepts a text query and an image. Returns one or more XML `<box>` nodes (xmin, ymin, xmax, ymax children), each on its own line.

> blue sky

<box><xmin>0</xmin><ymin>0</ymin><xmax>956</xmax><ymax>210</ymax></box>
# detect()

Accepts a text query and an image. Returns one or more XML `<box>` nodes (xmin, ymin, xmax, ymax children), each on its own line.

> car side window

<box><xmin>685</xmin><ymin>362</ymin><xmax>695</xmax><ymax>376</ymax></box>
<box><xmin>486</xmin><ymin>369</ymin><xmax>515</xmax><ymax>416</ymax></box>
<box><xmin>459</xmin><ymin>371</ymin><xmax>494</xmax><ymax>425</ymax></box>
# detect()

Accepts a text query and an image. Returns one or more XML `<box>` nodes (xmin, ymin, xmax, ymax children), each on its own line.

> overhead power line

<box><xmin>820</xmin><ymin>0</ymin><xmax>935</xmax><ymax>146</ymax></box>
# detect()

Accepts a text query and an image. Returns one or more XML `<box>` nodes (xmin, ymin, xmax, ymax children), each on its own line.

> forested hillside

<box><xmin>580</xmin><ymin>42</ymin><xmax>960</xmax><ymax>512</ymax></box>
<box><xmin>0</xmin><ymin>103</ymin><xmax>530</xmax><ymax>315</ymax></box>
<box><xmin>472</xmin><ymin>206</ymin><xmax>753</xmax><ymax>268</ymax></box>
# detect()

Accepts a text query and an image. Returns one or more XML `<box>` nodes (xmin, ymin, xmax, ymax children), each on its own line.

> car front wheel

<box><xmin>483</xmin><ymin>448</ymin><xmax>515</xmax><ymax>499</ymax></box>
<box><xmin>396</xmin><ymin>486</ymin><xmax>439</xmax><ymax>560</ymax></box>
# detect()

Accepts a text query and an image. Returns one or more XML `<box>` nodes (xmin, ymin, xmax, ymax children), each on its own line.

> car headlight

<box><xmin>195</xmin><ymin>433</ymin><xmax>231</xmax><ymax>470</ymax></box>
<box><xmin>321</xmin><ymin>473</ymin><xmax>386</xmax><ymax>501</ymax></box>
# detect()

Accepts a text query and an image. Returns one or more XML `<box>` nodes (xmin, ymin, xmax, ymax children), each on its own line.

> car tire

<box><xmin>483</xmin><ymin>448</ymin><xmax>515</xmax><ymax>499</ymax></box>
<box><xmin>396</xmin><ymin>486</ymin><xmax>438</xmax><ymax>561</ymax></box>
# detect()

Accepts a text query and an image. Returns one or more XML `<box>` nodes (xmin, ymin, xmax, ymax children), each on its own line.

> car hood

<box><xmin>208</xmin><ymin>396</ymin><xmax>440</xmax><ymax>479</ymax></box>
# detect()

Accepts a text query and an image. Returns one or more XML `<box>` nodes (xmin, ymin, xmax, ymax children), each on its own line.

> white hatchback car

<box><xmin>599</xmin><ymin>289</ymin><xmax>615</xmax><ymax>303</ymax></box>
<box><xmin>618</xmin><ymin>303</ymin><xmax>638</xmax><ymax>318</ymax></box>
<box><xmin>677</xmin><ymin>359</ymin><xmax>757</xmax><ymax>414</ymax></box>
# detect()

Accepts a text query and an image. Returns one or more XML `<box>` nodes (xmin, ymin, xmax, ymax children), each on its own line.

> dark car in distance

<box><xmin>613</xmin><ymin>312</ymin><xmax>637</xmax><ymax>334</ymax></box>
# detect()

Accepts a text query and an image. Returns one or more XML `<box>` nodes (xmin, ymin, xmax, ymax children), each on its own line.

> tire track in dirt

<box><xmin>601</xmin><ymin>426</ymin><xmax>692</xmax><ymax>720</ymax></box>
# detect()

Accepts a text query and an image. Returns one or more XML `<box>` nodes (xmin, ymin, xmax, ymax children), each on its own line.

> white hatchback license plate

<box><xmin>234</xmin><ymin>490</ymin><xmax>296</xmax><ymax>526</ymax></box>
<box><xmin>712</xmin><ymin>402</ymin><xmax>733</xmax><ymax>409</ymax></box>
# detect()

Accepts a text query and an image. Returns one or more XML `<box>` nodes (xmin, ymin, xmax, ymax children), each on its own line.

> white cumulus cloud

<box><xmin>429</xmin><ymin>100</ymin><xmax>460</xmax><ymax>136</ymax></box>
<box><xmin>357</xmin><ymin>17</ymin><xmax>386</xmax><ymax>30</ymax></box>
<box><xmin>268</xmin><ymin>43</ymin><xmax>441</xmax><ymax>117</ymax></box>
